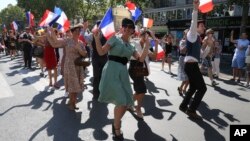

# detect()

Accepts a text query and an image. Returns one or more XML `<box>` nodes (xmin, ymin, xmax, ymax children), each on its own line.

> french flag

<box><xmin>99</xmin><ymin>8</ymin><xmax>115</xmax><ymax>40</ymax></box>
<box><xmin>143</xmin><ymin>18</ymin><xmax>153</xmax><ymax>28</ymax></box>
<box><xmin>39</xmin><ymin>10</ymin><xmax>59</xmax><ymax>27</ymax></box>
<box><xmin>125</xmin><ymin>1</ymin><xmax>142</xmax><ymax>22</ymax></box>
<box><xmin>54</xmin><ymin>7</ymin><xmax>70</xmax><ymax>32</ymax></box>
<box><xmin>11</xmin><ymin>21</ymin><xmax>18</xmax><ymax>31</ymax></box>
<box><xmin>199</xmin><ymin>0</ymin><xmax>214</xmax><ymax>13</ymax></box>
<box><xmin>26</xmin><ymin>11</ymin><xmax>35</xmax><ymax>27</ymax></box>
<box><xmin>150</xmin><ymin>40</ymin><xmax>164</xmax><ymax>61</ymax></box>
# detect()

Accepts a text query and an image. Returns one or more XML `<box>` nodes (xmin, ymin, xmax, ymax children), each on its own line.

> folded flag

<box><xmin>143</xmin><ymin>18</ymin><xmax>153</xmax><ymax>28</ymax></box>
<box><xmin>199</xmin><ymin>0</ymin><xmax>214</xmax><ymax>13</ymax></box>
<box><xmin>125</xmin><ymin>1</ymin><xmax>142</xmax><ymax>22</ymax></box>
<box><xmin>39</xmin><ymin>10</ymin><xmax>59</xmax><ymax>27</ymax></box>
<box><xmin>26</xmin><ymin>11</ymin><xmax>35</xmax><ymax>27</ymax></box>
<box><xmin>11</xmin><ymin>21</ymin><xmax>18</xmax><ymax>31</ymax></box>
<box><xmin>99</xmin><ymin>8</ymin><xmax>115</xmax><ymax>40</ymax></box>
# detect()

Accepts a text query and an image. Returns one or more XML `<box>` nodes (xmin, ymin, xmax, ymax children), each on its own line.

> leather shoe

<box><xmin>186</xmin><ymin>110</ymin><xmax>202</xmax><ymax>120</ymax></box>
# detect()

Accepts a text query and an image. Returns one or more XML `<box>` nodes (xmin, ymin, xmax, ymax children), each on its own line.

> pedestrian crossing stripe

<box><xmin>0</xmin><ymin>72</ymin><xmax>14</xmax><ymax>99</ymax></box>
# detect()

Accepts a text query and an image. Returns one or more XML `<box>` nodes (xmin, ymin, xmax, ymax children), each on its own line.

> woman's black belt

<box><xmin>108</xmin><ymin>55</ymin><xmax>128</xmax><ymax>65</ymax></box>
<box><xmin>180</xmin><ymin>54</ymin><xmax>186</xmax><ymax>56</ymax></box>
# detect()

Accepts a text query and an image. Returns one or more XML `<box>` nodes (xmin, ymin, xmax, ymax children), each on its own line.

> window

<box><xmin>186</xmin><ymin>0</ymin><xmax>193</xmax><ymax>4</ymax></box>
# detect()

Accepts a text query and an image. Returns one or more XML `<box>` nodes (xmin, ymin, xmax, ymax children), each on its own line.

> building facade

<box><xmin>144</xmin><ymin>0</ymin><xmax>250</xmax><ymax>53</ymax></box>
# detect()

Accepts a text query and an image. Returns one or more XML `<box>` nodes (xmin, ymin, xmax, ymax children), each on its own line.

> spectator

<box><xmin>230</xmin><ymin>31</ymin><xmax>249</xmax><ymax>82</ymax></box>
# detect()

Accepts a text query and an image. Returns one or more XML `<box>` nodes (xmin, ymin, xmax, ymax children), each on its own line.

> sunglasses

<box><xmin>124</xmin><ymin>24</ymin><xmax>135</xmax><ymax>29</ymax></box>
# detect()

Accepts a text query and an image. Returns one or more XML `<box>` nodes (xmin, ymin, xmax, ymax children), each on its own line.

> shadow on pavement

<box><xmin>0</xmin><ymin>87</ymin><xmax>54</xmax><ymax>116</ymax></box>
<box><xmin>134</xmin><ymin>121</ymin><xmax>166</xmax><ymax>141</ymax></box>
<box><xmin>145</xmin><ymin>80</ymin><xmax>169</xmax><ymax>96</ymax></box>
<box><xmin>29</xmin><ymin>98</ymin><xmax>113</xmax><ymax>141</ymax></box>
<box><xmin>28</xmin><ymin>97</ymin><xmax>84</xmax><ymax>141</ymax></box>
<box><xmin>143</xmin><ymin>95</ymin><xmax>176</xmax><ymax>120</ymax></box>
<box><xmin>80</xmin><ymin>100</ymin><xmax>112</xmax><ymax>141</ymax></box>
<box><xmin>188</xmin><ymin>117</ymin><xmax>226</xmax><ymax>141</ymax></box>
<box><xmin>213</xmin><ymin>85</ymin><xmax>250</xmax><ymax>102</ymax></box>
<box><xmin>198</xmin><ymin>101</ymin><xmax>240</xmax><ymax>129</ymax></box>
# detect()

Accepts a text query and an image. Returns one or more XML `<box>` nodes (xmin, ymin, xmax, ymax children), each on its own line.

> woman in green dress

<box><xmin>93</xmin><ymin>18</ymin><xmax>150</xmax><ymax>140</ymax></box>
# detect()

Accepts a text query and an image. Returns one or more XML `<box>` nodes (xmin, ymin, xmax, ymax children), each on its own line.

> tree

<box><xmin>227</xmin><ymin>0</ymin><xmax>249</xmax><ymax>33</ymax></box>
<box><xmin>0</xmin><ymin>4</ymin><xmax>25</xmax><ymax>30</ymax></box>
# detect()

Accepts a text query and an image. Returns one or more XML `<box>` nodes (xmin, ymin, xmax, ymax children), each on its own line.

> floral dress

<box><xmin>98</xmin><ymin>36</ymin><xmax>135</xmax><ymax>106</ymax></box>
<box><xmin>63</xmin><ymin>39</ymin><xmax>85</xmax><ymax>93</ymax></box>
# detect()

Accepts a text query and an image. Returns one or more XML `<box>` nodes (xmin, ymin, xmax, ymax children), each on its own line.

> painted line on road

<box><xmin>18</xmin><ymin>69</ymin><xmax>62</xmax><ymax>92</ymax></box>
<box><xmin>0</xmin><ymin>72</ymin><xmax>14</xmax><ymax>99</ymax></box>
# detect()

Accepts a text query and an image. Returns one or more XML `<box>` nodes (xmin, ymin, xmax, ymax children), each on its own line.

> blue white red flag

<box><xmin>26</xmin><ymin>11</ymin><xmax>35</xmax><ymax>27</ymax></box>
<box><xmin>54</xmin><ymin>7</ymin><xmax>70</xmax><ymax>32</ymax></box>
<box><xmin>150</xmin><ymin>40</ymin><xmax>164</xmax><ymax>61</ymax></box>
<box><xmin>99</xmin><ymin>8</ymin><xmax>115</xmax><ymax>40</ymax></box>
<box><xmin>11</xmin><ymin>21</ymin><xmax>18</xmax><ymax>31</ymax></box>
<box><xmin>125</xmin><ymin>1</ymin><xmax>142</xmax><ymax>22</ymax></box>
<box><xmin>39</xmin><ymin>10</ymin><xmax>59</xmax><ymax>27</ymax></box>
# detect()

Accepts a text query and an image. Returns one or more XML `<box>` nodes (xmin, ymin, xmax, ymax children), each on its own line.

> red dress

<box><xmin>44</xmin><ymin>40</ymin><xmax>57</xmax><ymax>70</ymax></box>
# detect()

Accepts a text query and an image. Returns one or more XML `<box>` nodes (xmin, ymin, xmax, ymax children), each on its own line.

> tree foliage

<box><xmin>0</xmin><ymin>4</ymin><xmax>25</xmax><ymax>30</ymax></box>
<box><xmin>17</xmin><ymin>0</ymin><xmax>108</xmax><ymax>22</ymax></box>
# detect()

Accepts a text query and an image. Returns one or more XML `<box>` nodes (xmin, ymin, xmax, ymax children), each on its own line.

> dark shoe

<box><xmin>212</xmin><ymin>81</ymin><xmax>219</xmax><ymax>86</ymax></box>
<box><xmin>179</xmin><ymin>105</ymin><xmax>187</xmax><ymax>113</ymax></box>
<box><xmin>53</xmin><ymin>83</ymin><xmax>60</xmax><ymax>89</ymax></box>
<box><xmin>186</xmin><ymin>110</ymin><xmax>202</xmax><ymax>120</ymax></box>
<box><xmin>177</xmin><ymin>87</ymin><xmax>182</xmax><ymax>96</ymax></box>
<box><xmin>113</xmin><ymin>130</ymin><xmax>124</xmax><ymax>141</ymax></box>
<box><xmin>236</xmin><ymin>79</ymin><xmax>240</xmax><ymax>83</ymax></box>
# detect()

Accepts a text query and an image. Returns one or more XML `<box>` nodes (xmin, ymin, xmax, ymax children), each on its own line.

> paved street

<box><xmin>0</xmin><ymin>54</ymin><xmax>250</xmax><ymax>141</ymax></box>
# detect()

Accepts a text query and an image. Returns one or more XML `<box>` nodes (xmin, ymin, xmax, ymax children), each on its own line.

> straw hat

<box><xmin>206</xmin><ymin>28</ymin><xmax>214</xmax><ymax>35</ymax></box>
<box><xmin>70</xmin><ymin>23</ymin><xmax>84</xmax><ymax>31</ymax></box>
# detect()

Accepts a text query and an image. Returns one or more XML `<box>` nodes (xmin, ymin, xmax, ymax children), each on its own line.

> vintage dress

<box><xmin>98</xmin><ymin>36</ymin><xmax>135</xmax><ymax>106</ymax></box>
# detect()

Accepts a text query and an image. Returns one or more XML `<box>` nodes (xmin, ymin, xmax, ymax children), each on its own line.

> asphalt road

<box><xmin>0</xmin><ymin>54</ymin><xmax>250</xmax><ymax>141</ymax></box>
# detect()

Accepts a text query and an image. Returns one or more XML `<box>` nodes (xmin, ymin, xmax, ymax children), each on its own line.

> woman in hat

<box><xmin>201</xmin><ymin>28</ymin><xmax>219</xmax><ymax>86</ymax></box>
<box><xmin>45</xmin><ymin>24</ymin><xmax>87</xmax><ymax>110</ymax></box>
<box><xmin>93</xmin><ymin>18</ymin><xmax>149</xmax><ymax>140</ymax></box>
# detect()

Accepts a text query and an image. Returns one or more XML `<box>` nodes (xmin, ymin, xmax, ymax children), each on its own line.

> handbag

<box><xmin>32</xmin><ymin>46</ymin><xmax>44</xmax><ymax>57</ymax></box>
<box><xmin>129</xmin><ymin>60</ymin><xmax>149</xmax><ymax>77</ymax></box>
<box><xmin>74</xmin><ymin>56</ymin><xmax>90</xmax><ymax>67</ymax></box>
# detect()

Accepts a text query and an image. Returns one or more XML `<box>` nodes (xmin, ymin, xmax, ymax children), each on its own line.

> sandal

<box><xmin>135</xmin><ymin>109</ymin><xmax>144</xmax><ymax>120</ymax></box>
<box><xmin>53</xmin><ymin>83</ymin><xmax>60</xmax><ymax>89</ymax></box>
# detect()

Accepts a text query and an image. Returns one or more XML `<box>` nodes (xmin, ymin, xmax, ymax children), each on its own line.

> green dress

<box><xmin>98</xmin><ymin>36</ymin><xmax>135</xmax><ymax>106</ymax></box>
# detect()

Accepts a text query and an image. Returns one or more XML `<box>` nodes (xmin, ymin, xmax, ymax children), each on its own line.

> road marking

<box><xmin>0</xmin><ymin>72</ymin><xmax>14</xmax><ymax>99</ymax></box>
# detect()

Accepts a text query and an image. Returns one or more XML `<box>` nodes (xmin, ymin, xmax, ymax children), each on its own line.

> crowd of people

<box><xmin>1</xmin><ymin>0</ymin><xmax>250</xmax><ymax>140</ymax></box>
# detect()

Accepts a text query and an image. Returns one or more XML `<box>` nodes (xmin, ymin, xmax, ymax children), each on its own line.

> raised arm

<box><xmin>93</xmin><ymin>31</ymin><xmax>110</xmax><ymax>56</ymax></box>
<box><xmin>46</xmin><ymin>27</ymin><xmax>66</xmax><ymax>48</ymax></box>
<box><xmin>187</xmin><ymin>0</ymin><xmax>199</xmax><ymax>43</ymax></box>
<box><xmin>133</xmin><ymin>35</ymin><xmax>150</xmax><ymax>62</ymax></box>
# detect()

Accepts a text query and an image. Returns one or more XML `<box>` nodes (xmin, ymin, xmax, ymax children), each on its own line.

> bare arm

<box><xmin>75</xmin><ymin>42</ymin><xmax>88</xmax><ymax>57</ymax></box>
<box><xmin>46</xmin><ymin>27</ymin><xmax>65</xmax><ymax>48</ymax></box>
<box><xmin>133</xmin><ymin>36</ymin><xmax>150</xmax><ymax>62</ymax></box>
<box><xmin>93</xmin><ymin>32</ymin><xmax>110</xmax><ymax>56</ymax></box>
